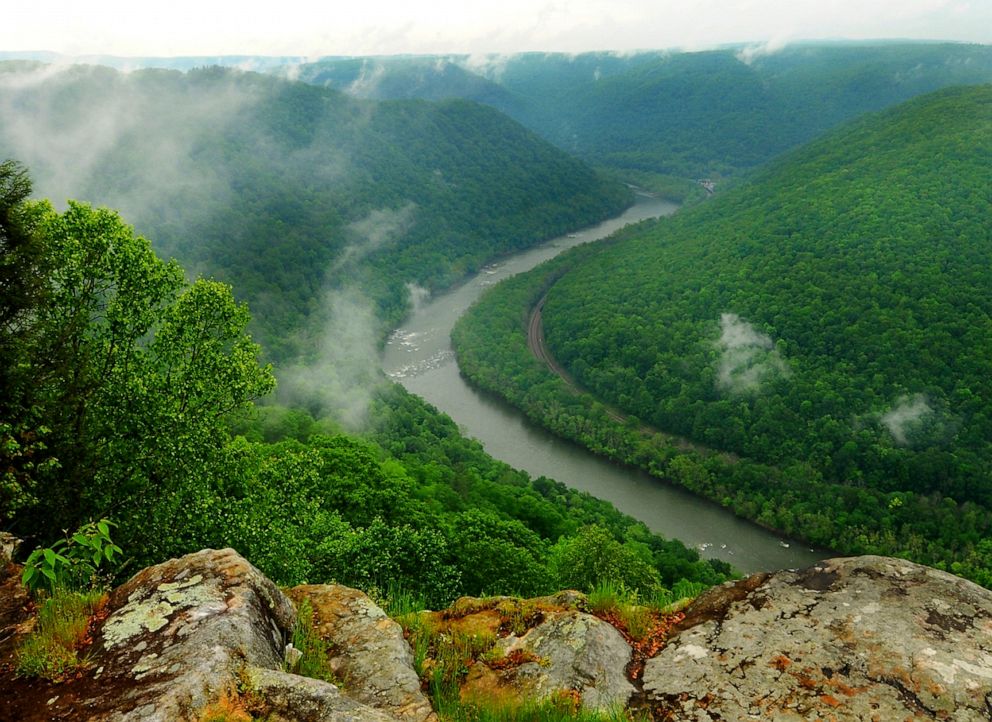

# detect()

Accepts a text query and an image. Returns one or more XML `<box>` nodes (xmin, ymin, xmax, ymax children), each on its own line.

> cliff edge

<box><xmin>0</xmin><ymin>544</ymin><xmax>989</xmax><ymax>721</ymax></box>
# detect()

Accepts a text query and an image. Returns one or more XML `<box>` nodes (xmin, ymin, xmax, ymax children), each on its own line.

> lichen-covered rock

<box><xmin>81</xmin><ymin>547</ymin><xmax>297</xmax><ymax>721</ymax></box>
<box><xmin>288</xmin><ymin>584</ymin><xmax>436</xmax><ymax>722</ymax></box>
<box><xmin>463</xmin><ymin>610</ymin><xmax>635</xmax><ymax>711</ymax></box>
<box><xmin>248</xmin><ymin>666</ymin><xmax>399</xmax><ymax>722</ymax></box>
<box><xmin>642</xmin><ymin>556</ymin><xmax>992</xmax><ymax>721</ymax></box>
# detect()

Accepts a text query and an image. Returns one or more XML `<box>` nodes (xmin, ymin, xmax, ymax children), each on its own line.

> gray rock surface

<box><xmin>249</xmin><ymin>666</ymin><xmax>399</xmax><ymax>722</ymax></box>
<box><xmin>87</xmin><ymin>547</ymin><xmax>298</xmax><ymax>721</ymax></box>
<box><xmin>288</xmin><ymin>584</ymin><xmax>436</xmax><ymax>722</ymax></box>
<box><xmin>642</xmin><ymin>556</ymin><xmax>992</xmax><ymax>721</ymax></box>
<box><xmin>466</xmin><ymin>609</ymin><xmax>635</xmax><ymax>710</ymax></box>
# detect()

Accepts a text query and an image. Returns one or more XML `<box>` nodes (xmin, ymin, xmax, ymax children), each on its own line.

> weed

<box><xmin>15</xmin><ymin>587</ymin><xmax>105</xmax><ymax>680</ymax></box>
<box><xmin>436</xmin><ymin>693</ymin><xmax>636</xmax><ymax>721</ymax></box>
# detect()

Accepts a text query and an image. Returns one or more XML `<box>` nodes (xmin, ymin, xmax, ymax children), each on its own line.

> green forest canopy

<box><xmin>0</xmin><ymin>62</ymin><xmax>629</xmax><ymax>359</ymax></box>
<box><xmin>0</xmin><ymin>161</ymin><xmax>728</xmax><ymax>604</ymax></box>
<box><xmin>452</xmin><ymin>85</ymin><xmax>992</xmax><ymax>587</ymax></box>
<box><xmin>541</xmin><ymin>85</ymin><xmax>992</xmax><ymax>507</ymax></box>
<box><xmin>288</xmin><ymin>43</ymin><xmax>992</xmax><ymax>179</ymax></box>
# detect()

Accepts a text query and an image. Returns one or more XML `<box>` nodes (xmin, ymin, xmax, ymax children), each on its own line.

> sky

<box><xmin>3</xmin><ymin>0</ymin><xmax>990</xmax><ymax>58</ymax></box>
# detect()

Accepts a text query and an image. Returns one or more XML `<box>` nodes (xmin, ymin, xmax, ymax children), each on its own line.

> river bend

<box><xmin>381</xmin><ymin>195</ymin><xmax>823</xmax><ymax>573</ymax></box>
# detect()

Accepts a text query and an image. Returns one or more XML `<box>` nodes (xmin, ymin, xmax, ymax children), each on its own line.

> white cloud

<box><xmin>1</xmin><ymin>1</ymin><xmax>989</xmax><ymax>57</ymax></box>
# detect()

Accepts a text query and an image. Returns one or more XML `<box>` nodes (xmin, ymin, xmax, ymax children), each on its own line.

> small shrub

<box><xmin>15</xmin><ymin>587</ymin><xmax>105</xmax><ymax>680</ymax></box>
<box><xmin>21</xmin><ymin>519</ymin><xmax>122</xmax><ymax>593</ymax></box>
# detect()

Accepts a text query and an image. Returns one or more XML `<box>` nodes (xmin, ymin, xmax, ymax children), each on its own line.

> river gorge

<box><xmin>382</xmin><ymin>195</ymin><xmax>823</xmax><ymax>573</ymax></box>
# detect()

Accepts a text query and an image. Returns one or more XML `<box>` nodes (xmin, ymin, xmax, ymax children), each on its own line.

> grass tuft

<box><xmin>287</xmin><ymin>598</ymin><xmax>338</xmax><ymax>684</ymax></box>
<box><xmin>15</xmin><ymin>588</ymin><xmax>105</xmax><ymax>680</ymax></box>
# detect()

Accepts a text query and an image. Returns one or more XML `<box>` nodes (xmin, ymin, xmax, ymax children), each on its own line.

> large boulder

<box><xmin>86</xmin><ymin>547</ymin><xmax>298</xmax><ymax>720</ymax></box>
<box><xmin>248</xmin><ymin>667</ymin><xmax>399</xmax><ymax>722</ymax></box>
<box><xmin>287</xmin><ymin>584</ymin><xmax>436</xmax><ymax>722</ymax></box>
<box><xmin>642</xmin><ymin>556</ymin><xmax>992</xmax><ymax>721</ymax></box>
<box><xmin>462</xmin><ymin>608</ymin><xmax>635</xmax><ymax>710</ymax></box>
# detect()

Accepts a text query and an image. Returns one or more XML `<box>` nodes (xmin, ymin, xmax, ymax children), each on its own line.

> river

<box><xmin>381</xmin><ymin>195</ymin><xmax>823</xmax><ymax>573</ymax></box>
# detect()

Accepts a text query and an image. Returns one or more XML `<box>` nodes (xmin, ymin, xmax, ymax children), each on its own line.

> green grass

<box><xmin>286</xmin><ymin>598</ymin><xmax>337</xmax><ymax>684</ymax></box>
<box><xmin>15</xmin><ymin>587</ymin><xmax>105</xmax><ymax>680</ymax></box>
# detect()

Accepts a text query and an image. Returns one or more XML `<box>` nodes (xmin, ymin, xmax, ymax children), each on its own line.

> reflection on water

<box><xmin>382</xmin><ymin>196</ymin><xmax>824</xmax><ymax>573</ymax></box>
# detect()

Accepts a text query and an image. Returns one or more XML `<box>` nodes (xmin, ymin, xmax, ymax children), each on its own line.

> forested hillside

<box><xmin>290</xmin><ymin>43</ymin><xmax>992</xmax><ymax>183</ymax></box>
<box><xmin>0</xmin><ymin>62</ymin><xmax>628</xmax><ymax>358</ymax></box>
<box><xmin>453</xmin><ymin>85</ymin><xmax>992</xmax><ymax>586</ymax></box>
<box><xmin>0</xmin><ymin>161</ymin><xmax>728</xmax><ymax>608</ymax></box>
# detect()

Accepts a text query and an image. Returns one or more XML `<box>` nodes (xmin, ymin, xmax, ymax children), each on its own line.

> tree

<box><xmin>4</xmin><ymin>192</ymin><xmax>275</xmax><ymax>545</ymax></box>
<box><xmin>549</xmin><ymin>525</ymin><xmax>661</xmax><ymax>593</ymax></box>
<box><xmin>0</xmin><ymin>160</ymin><xmax>50</xmax><ymax>518</ymax></box>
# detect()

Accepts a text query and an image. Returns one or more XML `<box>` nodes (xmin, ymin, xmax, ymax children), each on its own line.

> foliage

<box><xmin>549</xmin><ymin>526</ymin><xmax>660</xmax><ymax>594</ymax></box>
<box><xmin>452</xmin><ymin>86</ymin><xmax>992</xmax><ymax>586</ymax></box>
<box><xmin>15</xmin><ymin>588</ymin><xmax>105</xmax><ymax>680</ymax></box>
<box><xmin>1</xmin><ymin>163</ymin><xmax>724</xmax><ymax>611</ymax></box>
<box><xmin>1</xmin><ymin>195</ymin><xmax>274</xmax><ymax>553</ymax></box>
<box><xmin>436</xmin><ymin>696</ymin><xmax>633</xmax><ymax>722</ymax></box>
<box><xmin>21</xmin><ymin>519</ymin><xmax>122</xmax><ymax>593</ymax></box>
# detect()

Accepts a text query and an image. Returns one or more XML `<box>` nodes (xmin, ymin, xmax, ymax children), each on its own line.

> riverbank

<box><xmin>383</xmin><ymin>196</ymin><xmax>823</xmax><ymax>572</ymax></box>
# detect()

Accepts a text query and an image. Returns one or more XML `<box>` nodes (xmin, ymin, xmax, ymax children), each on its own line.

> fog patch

<box><xmin>880</xmin><ymin>394</ymin><xmax>934</xmax><ymax>446</ymax></box>
<box><xmin>714</xmin><ymin>313</ymin><xmax>789</xmax><ymax>394</ymax></box>
<box><xmin>462</xmin><ymin>53</ymin><xmax>511</xmax><ymax>81</ymax></box>
<box><xmin>277</xmin><ymin>287</ymin><xmax>383</xmax><ymax>429</ymax></box>
<box><xmin>0</xmin><ymin>63</ymin><xmax>257</xmax><ymax>228</ymax></box>
<box><xmin>736</xmin><ymin>36</ymin><xmax>790</xmax><ymax>65</ymax></box>
<box><xmin>334</xmin><ymin>203</ymin><xmax>416</xmax><ymax>271</ymax></box>
<box><xmin>347</xmin><ymin>60</ymin><xmax>387</xmax><ymax>97</ymax></box>
<box><xmin>405</xmin><ymin>282</ymin><xmax>431</xmax><ymax>312</ymax></box>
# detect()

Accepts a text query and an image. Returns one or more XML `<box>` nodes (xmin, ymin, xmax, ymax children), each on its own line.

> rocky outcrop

<box><xmin>287</xmin><ymin>584</ymin><xmax>436</xmax><ymax>722</ymax></box>
<box><xmin>3</xmin><ymin>546</ymin><xmax>991</xmax><ymax>722</ymax></box>
<box><xmin>82</xmin><ymin>548</ymin><xmax>298</xmax><ymax>720</ymax></box>
<box><xmin>3</xmin><ymin>548</ymin><xmax>413</xmax><ymax>722</ymax></box>
<box><xmin>642</xmin><ymin>556</ymin><xmax>992</xmax><ymax>721</ymax></box>
<box><xmin>248</xmin><ymin>666</ymin><xmax>399</xmax><ymax>722</ymax></box>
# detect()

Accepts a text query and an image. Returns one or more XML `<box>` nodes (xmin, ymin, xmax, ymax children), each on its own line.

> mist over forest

<box><xmin>2</xmin><ymin>42</ymin><xmax>991</xmax><ymax>707</ymax></box>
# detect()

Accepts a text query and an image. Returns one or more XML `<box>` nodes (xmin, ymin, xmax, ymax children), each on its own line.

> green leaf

<box><xmin>41</xmin><ymin>567</ymin><xmax>56</xmax><ymax>582</ymax></box>
<box><xmin>43</xmin><ymin>548</ymin><xmax>56</xmax><ymax>566</ymax></box>
<box><xmin>97</xmin><ymin>521</ymin><xmax>110</xmax><ymax>538</ymax></box>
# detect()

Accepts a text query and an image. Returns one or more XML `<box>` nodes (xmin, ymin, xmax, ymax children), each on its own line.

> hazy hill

<box><xmin>540</xmin><ymin>84</ymin><xmax>992</xmax><ymax>506</ymax></box>
<box><xmin>0</xmin><ymin>62</ymin><xmax>628</xmax><ymax>360</ymax></box>
<box><xmin>288</xmin><ymin>43</ymin><xmax>992</xmax><ymax>180</ymax></box>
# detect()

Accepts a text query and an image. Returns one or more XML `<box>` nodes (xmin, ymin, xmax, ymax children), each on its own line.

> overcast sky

<box><xmin>4</xmin><ymin>0</ymin><xmax>990</xmax><ymax>58</ymax></box>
